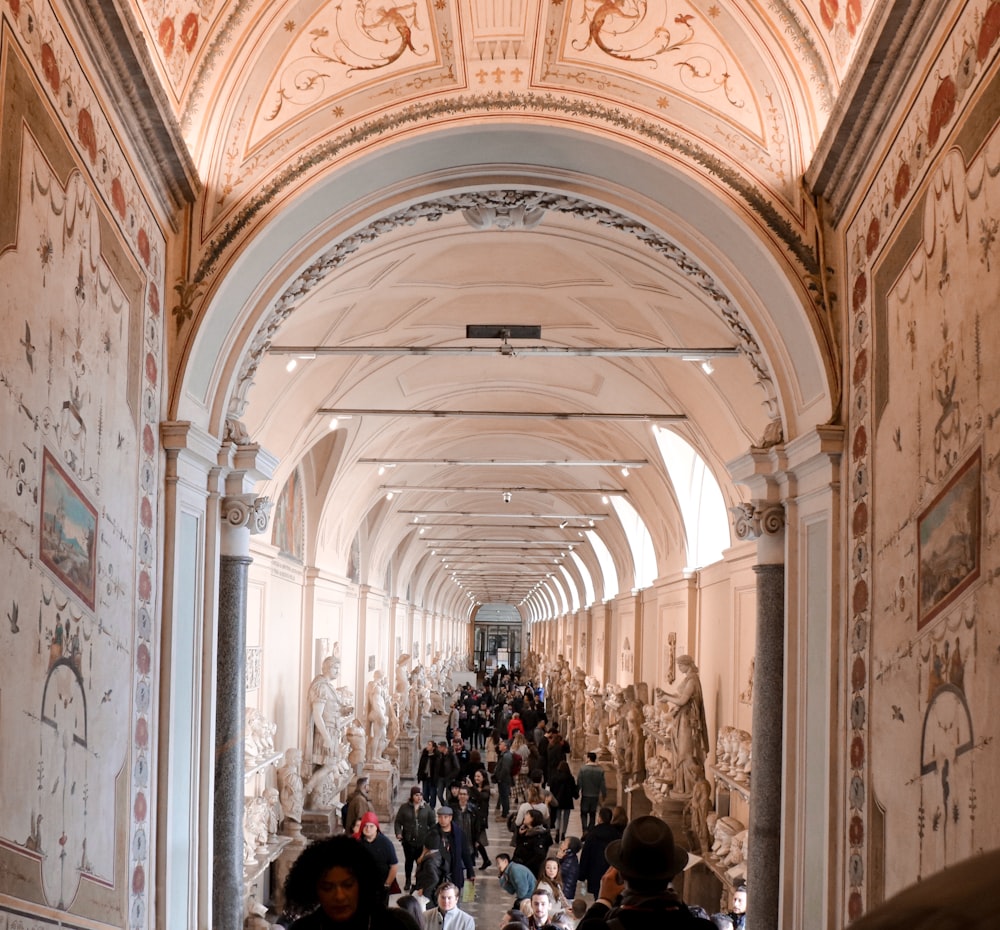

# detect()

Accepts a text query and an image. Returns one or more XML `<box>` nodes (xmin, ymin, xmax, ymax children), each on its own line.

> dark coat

<box><xmin>578</xmin><ymin>822</ymin><xmax>621</xmax><ymax>895</ymax></box>
<box><xmin>559</xmin><ymin>849</ymin><xmax>580</xmax><ymax>900</ymax></box>
<box><xmin>512</xmin><ymin>823</ymin><xmax>553</xmax><ymax>875</ymax></box>
<box><xmin>549</xmin><ymin>769</ymin><xmax>579</xmax><ymax>810</ymax></box>
<box><xmin>577</xmin><ymin>894</ymin><xmax>715</xmax><ymax>930</ymax></box>
<box><xmin>413</xmin><ymin>849</ymin><xmax>445</xmax><ymax>897</ymax></box>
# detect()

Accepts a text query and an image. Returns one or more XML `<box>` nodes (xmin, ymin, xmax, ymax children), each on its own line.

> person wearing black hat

<box><xmin>576</xmin><ymin>816</ymin><xmax>714</xmax><ymax>930</ymax></box>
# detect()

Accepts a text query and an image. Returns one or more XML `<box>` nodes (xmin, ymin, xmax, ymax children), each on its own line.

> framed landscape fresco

<box><xmin>40</xmin><ymin>448</ymin><xmax>98</xmax><ymax>610</ymax></box>
<box><xmin>918</xmin><ymin>447</ymin><xmax>981</xmax><ymax>629</ymax></box>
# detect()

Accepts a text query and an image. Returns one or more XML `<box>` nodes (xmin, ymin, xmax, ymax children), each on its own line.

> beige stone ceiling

<box><xmin>157</xmin><ymin>0</ymin><xmax>868</xmax><ymax>615</ymax></box>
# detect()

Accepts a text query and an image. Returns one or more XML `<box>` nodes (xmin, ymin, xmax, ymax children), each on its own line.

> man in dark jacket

<box><xmin>577</xmin><ymin>752</ymin><xmax>608</xmax><ymax>833</ymax></box>
<box><xmin>576</xmin><ymin>816</ymin><xmax>713</xmax><ymax>930</ymax></box>
<box><xmin>430</xmin><ymin>805</ymin><xmax>475</xmax><ymax>893</ymax></box>
<box><xmin>494</xmin><ymin>739</ymin><xmax>515</xmax><ymax>818</ymax></box>
<box><xmin>579</xmin><ymin>807</ymin><xmax>621</xmax><ymax>896</ymax></box>
<box><xmin>394</xmin><ymin>785</ymin><xmax>437</xmax><ymax>890</ymax></box>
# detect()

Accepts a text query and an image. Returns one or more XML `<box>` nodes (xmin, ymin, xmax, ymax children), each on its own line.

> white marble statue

<box><xmin>305</xmin><ymin>656</ymin><xmax>354</xmax><ymax>800</ymax></box>
<box><xmin>264</xmin><ymin>786</ymin><xmax>282</xmax><ymax>837</ymax></box>
<box><xmin>657</xmin><ymin>655</ymin><xmax>710</xmax><ymax>797</ymax></box>
<box><xmin>365</xmin><ymin>669</ymin><xmax>390</xmax><ymax>763</ymax></box>
<box><xmin>245</xmin><ymin>707</ymin><xmax>277</xmax><ymax>763</ymax></box>
<box><xmin>395</xmin><ymin>653</ymin><xmax>411</xmax><ymax>730</ymax></box>
<box><xmin>346</xmin><ymin>718</ymin><xmax>366</xmax><ymax>770</ymax></box>
<box><xmin>278</xmin><ymin>748</ymin><xmax>305</xmax><ymax>822</ymax></box>
<box><xmin>243</xmin><ymin>795</ymin><xmax>270</xmax><ymax>861</ymax></box>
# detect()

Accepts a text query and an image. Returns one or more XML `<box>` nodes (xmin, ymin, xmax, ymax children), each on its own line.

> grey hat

<box><xmin>438</xmin><ymin>805</ymin><xmax>454</xmax><ymax>815</ymax></box>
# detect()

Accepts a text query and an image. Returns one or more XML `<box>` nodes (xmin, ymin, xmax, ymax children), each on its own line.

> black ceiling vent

<box><xmin>465</xmin><ymin>325</ymin><xmax>542</xmax><ymax>339</ymax></box>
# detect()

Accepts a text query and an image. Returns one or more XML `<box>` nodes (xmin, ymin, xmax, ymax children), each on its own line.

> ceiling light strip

<box><xmin>319</xmin><ymin>408</ymin><xmax>682</xmax><ymax>421</ymax></box>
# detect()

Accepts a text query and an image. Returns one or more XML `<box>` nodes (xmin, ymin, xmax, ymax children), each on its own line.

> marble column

<box><xmin>748</xmin><ymin>560</ymin><xmax>784</xmax><ymax>930</ymax></box>
<box><xmin>214</xmin><ymin>493</ymin><xmax>271</xmax><ymax>930</ymax></box>
<box><xmin>732</xmin><ymin>500</ymin><xmax>785</xmax><ymax>930</ymax></box>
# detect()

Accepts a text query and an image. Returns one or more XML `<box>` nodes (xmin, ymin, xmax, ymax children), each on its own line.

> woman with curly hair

<box><xmin>281</xmin><ymin>834</ymin><xmax>410</xmax><ymax>929</ymax></box>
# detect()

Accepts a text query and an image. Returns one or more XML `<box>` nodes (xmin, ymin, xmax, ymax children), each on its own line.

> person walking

<box><xmin>548</xmin><ymin>760</ymin><xmax>579</xmax><ymax>843</ymax></box>
<box><xmin>417</xmin><ymin>740</ymin><xmax>439</xmax><ymax>805</ymax></box>
<box><xmin>394</xmin><ymin>785</ymin><xmax>437</xmax><ymax>891</ymax></box>
<box><xmin>577</xmin><ymin>752</ymin><xmax>607</xmax><ymax>834</ymax></box>
<box><xmin>579</xmin><ymin>807</ymin><xmax>620</xmax><ymax>897</ymax></box>
<box><xmin>494</xmin><ymin>738</ymin><xmax>515</xmax><ymax>820</ymax></box>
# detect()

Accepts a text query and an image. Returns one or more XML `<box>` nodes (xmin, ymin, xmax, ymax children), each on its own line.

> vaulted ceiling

<box><xmin>153</xmin><ymin>0</ymin><xmax>870</xmax><ymax>616</ymax></box>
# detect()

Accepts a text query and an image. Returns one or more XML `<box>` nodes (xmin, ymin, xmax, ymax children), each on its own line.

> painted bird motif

<box><xmin>20</xmin><ymin>322</ymin><xmax>36</xmax><ymax>371</ymax></box>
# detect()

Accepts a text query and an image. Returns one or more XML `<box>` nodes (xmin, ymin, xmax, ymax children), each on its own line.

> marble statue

<box><xmin>244</xmin><ymin>795</ymin><xmax>270</xmax><ymax>861</ymax></box>
<box><xmin>245</xmin><ymin>707</ymin><xmax>277</xmax><ymax>763</ymax></box>
<box><xmin>711</xmin><ymin>816</ymin><xmax>745</xmax><ymax>860</ymax></box>
<box><xmin>278</xmin><ymin>748</ymin><xmax>305</xmax><ymax>823</ymax></box>
<box><xmin>584</xmin><ymin>675</ymin><xmax>602</xmax><ymax>735</ymax></box>
<box><xmin>395</xmin><ymin>653</ymin><xmax>411</xmax><ymax>730</ymax></box>
<box><xmin>686</xmin><ymin>777</ymin><xmax>713</xmax><ymax>854</ymax></box>
<box><xmin>657</xmin><ymin>655</ymin><xmax>710</xmax><ymax>797</ymax></box>
<box><xmin>346</xmin><ymin>718</ymin><xmax>366</xmax><ymax>770</ymax></box>
<box><xmin>621</xmin><ymin>684</ymin><xmax>646</xmax><ymax>786</ymax></box>
<box><xmin>264</xmin><ymin>786</ymin><xmax>282</xmax><ymax>837</ymax></box>
<box><xmin>305</xmin><ymin>656</ymin><xmax>354</xmax><ymax>800</ymax></box>
<box><xmin>602</xmin><ymin>683</ymin><xmax>624</xmax><ymax>756</ymax></box>
<box><xmin>365</xmin><ymin>669</ymin><xmax>390</xmax><ymax>763</ymax></box>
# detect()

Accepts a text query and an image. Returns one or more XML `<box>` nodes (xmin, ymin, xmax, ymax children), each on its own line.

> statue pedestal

<box><xmin>279</xmin><ymin>819</ymin><xmax>307</xmax><ymax>845</ymax></box>
<box><xmin>363</xmin><ymin>765</ymin><xmax>399</xmax><ymax>822</ymax></box>
<box><xmin>602</xmin><ymin>763</ymin><xmax>619</xmax><ymax>806</ymax></box>
<box><xmin>397</xmin><ymin>733</ymin><xmax>416</xmax><ymax>778</ymax></box>
<box><xmin>300</xmin><ymin>808</ymin><xmax>337</xmax><ymax>840</ymax></box>
<box><xmin>623</xmin><ymin>783</ymin><xmax>652</xmax><ymax>820</ymax></box>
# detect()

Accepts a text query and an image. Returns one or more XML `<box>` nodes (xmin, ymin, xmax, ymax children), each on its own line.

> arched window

<box><xmin>653</xmin><ymin>427</ymin><xmax>730</xmax><ymax>569</ymax></box>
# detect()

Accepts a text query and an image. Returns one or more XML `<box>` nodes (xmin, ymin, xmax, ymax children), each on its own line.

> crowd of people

<box><xmin>279</xmin><ymin>667</ymin><xmax>746</xmax><ymax>929</ymax></box>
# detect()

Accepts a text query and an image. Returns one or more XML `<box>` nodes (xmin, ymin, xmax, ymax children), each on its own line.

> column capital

<box><xmin>731</xmin><ymin>500</ymin><xmax>786</xmax><ymax>541</ymax></box>
<box><xmin>221</xmin><ymin>493</ymin><xmax>273</xmax><ymax>535</ymax></box>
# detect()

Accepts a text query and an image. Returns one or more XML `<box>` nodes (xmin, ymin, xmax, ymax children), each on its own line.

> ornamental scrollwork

<box><xmin>265</xmin><ymin>0</ymin><xmax>430</xmax><ymax>122</ymax></box>
<box><xmin>730</xmin><ymin>501</ymin><xmax>785</xmax><ymax>540</ymax></box>
<box><xmin>222</xmin><ymin>494</ymin><xmax>273</xmax><ymax>535</ymax></box>
<box><xmin>571</xmin><ymin>0</ymin><xmax>744</xmax><ymax>108</ymax></box>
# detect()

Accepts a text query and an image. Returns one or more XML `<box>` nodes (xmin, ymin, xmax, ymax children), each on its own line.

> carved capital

<box><xmin>222</xmin><ymin>494</ymin><xmax>273</xmax><ymax>535</ymax></box>
<box><xmin>731</xmin><ymin>501</ymin><xmax>785</xmax><ymax>540</ymax></box>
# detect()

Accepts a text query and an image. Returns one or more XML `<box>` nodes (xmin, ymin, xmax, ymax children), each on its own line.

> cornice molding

<box><xmin>63</xmin><ymin>0</ymin><xmax>200</xmax><ymax>219</ymax></box>
<box><xmin>805</xmin><ymin>0</ymin><xmax>950</xmax><ymax>223</ymax></box>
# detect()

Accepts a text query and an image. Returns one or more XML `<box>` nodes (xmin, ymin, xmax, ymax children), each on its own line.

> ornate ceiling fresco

<box><xmin>135</xmin><ymin>0</ymin><xmax>877</xmax><ymax>608</ymax></box>
<box><xmin>122</xmin><ymin>0</ymin><xmax>873</xmax><ymax>275</ymax></box>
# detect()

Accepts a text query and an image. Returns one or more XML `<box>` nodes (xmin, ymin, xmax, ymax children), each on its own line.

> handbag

<box><xmin>389</xmin><ymin>877</ymin><xmax>402</xmax><ymax>895</ymax></box>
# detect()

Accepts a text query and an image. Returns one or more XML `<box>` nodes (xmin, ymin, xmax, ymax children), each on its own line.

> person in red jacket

<box><xmin>507</xmin><ymin>712</ymin><xmax>526</xmax><ymax>741</ymax></box>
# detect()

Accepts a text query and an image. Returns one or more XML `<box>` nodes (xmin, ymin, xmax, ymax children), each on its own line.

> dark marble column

<box><xmin>747</xmin><ymin>561</ymin><xmax>785</xmax><ymax>930</ymax></box>
<box><xmin>214</xmin><ymin>552</ymin><xmax>251</xmax><ymax>930</ymax></box>
<box><xmin>214</xmin><ymin>492</ymin><xmax>271</xmax><ymax>930</ymax></box>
